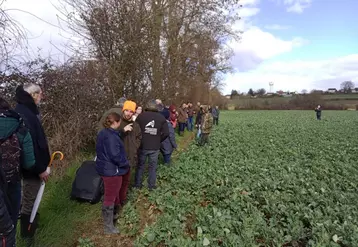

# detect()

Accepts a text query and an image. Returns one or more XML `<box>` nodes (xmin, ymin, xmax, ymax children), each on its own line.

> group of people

<box><xmin>1</xmin><ymin>84</ymin><xmax>50</xmax><ymax>247</ymax></box>
<box><xmin>0</xmin><ymin>82</ymin><xmax>220</xmax><ymax>247</ymax></box>
<box><xmin>95</xmin><ymin>98</ymin><xmax>218</xmax><ymax>234</ymax></box>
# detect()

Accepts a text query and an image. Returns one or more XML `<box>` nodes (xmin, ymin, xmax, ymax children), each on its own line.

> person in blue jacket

<box><xmin>96</xmin><ymin>112</ymin><xmax>131</xmax><ymax>235</ymax></box>
<box><xmin>160</xmin><ymin>108</ymin><xmax>177</xmax><ymax>164</ymax></box>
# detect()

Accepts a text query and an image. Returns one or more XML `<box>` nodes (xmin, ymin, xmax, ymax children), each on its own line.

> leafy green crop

<box><xmin>134</xmin><ymin>110</ymin><xmax>358</xmax><ymax>247</ymax></box>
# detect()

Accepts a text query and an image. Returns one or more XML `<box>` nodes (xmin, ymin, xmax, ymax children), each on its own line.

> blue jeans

<box><xmin>163</xmin><ymin>153</ymin><xmax>172</xmax><ymax>164</ymax></box>
<box><xmin>135</xmin><ymin>149</ymin><xmax>160</xmax><ymax>189</ymax></box>
<box><xmin>187</xmin><ymin>117</ymin><xmax>193</xmax><ymax>131</ymax></box>
<box><xmin>7</xmin><ymin>181</ymin><xmax>21</xmax><ymax>231</ymax></box>
<box><xmin>178</xmin><ymin>122</ymin><xmax>185</xmax><ymax>135</ymax></box>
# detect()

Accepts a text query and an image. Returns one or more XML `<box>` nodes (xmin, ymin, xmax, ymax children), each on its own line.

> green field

<box><xmin>129</xmin><ymin>111</ymin><xmax>358</xmax><ymax>246</ymax></box>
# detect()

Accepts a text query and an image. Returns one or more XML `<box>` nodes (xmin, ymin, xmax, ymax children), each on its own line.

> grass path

<box><xmin>17</xmin><ymin>131</ymin><xmax>195</xmax><ymax>247</ymax></box>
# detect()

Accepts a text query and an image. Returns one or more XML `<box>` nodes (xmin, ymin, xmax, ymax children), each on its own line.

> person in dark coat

<box><xmin>195</xmin><ymin>106</ymin><xmax>203</xmax><ymax>139</ymax></box>
<box><xmin>134</xmin><ymin>100</ymin><xmax>169</xmax><ymax>190</ymax></box>
<box><xmin>211</xmin><ymin>106</ymin><xmax>220</xmax><ymax>125</ymax></box>
<box><xmin>0</xmin><ymin>165</ymin><xmax>16</xmax><ymax>247</ymax></box>
<box><xmin>315</xmin><ymin>105</ymin><xmax>322</xmax><ymax>120</ymax></box>
<box><xmin>14</xmin><ymin>84</ymin><xmax>50</xmax><ymax>245</ymax></box>
<box><xmin>96</xmin><ymin>112</ymin><xmax>130</xmax><ymax>234</ymax></box>
<box><xmin>160</xmin><ymin>108</ymin><xmax>177</xmax><ymax>164</ymax></box>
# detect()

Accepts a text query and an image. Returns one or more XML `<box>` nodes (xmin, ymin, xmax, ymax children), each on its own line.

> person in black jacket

<box><xmin>0</xmin><ymin>165</ymin><xmax>16</xmax><ymax>247</ymax></box>
<box><xmin>14</xmin><ymin>84</ymin><xmax>51</xmax><ymax>245</ymax></box>
<box><xmin>195</xmin><ymin>106</ymin><xmax>203</xmax><ymax>139</ymax></box>
<box><xmin>134</xmin><ymin>100</ymin><xmax>169</xmax><ymax>190</ymax></box>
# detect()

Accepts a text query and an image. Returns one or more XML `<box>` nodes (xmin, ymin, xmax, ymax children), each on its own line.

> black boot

<box><xmin>20</xmin><ymin>213</ymin><xmax>39</xmax><ymax>247</ymax></box>
<box><xmin>113</xmin><ymin>205</ymin><xmax>120</xmax><ymax>223</ymax></box>
<box><xmin>102</xmin><ymin>205</ymin><xmax>119</xmax><ymax>234</ymax></box>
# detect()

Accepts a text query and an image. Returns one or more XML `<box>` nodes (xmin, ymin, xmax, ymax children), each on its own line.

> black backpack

<box><xmin>0</xmin><ymin>110</ymin><xmax>27</xmax><ymax>183</ymax></box>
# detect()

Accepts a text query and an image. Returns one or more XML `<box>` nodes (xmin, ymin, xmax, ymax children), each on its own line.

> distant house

<box><xmin>327</xmin><ymin>88</ymin><xmax>337</xmax><ymax>93</ymax></box>
<box><xmin>225</xmin><ymin>94</ymin><xmax>231</xmax><ymax>99</ymax></box>
<box><xmin>352</xmin><ymin>88</ymin><xmax>358</xmax><ymax>93</ymax></box>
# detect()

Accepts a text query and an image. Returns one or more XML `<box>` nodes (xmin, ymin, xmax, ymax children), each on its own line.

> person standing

<box><xmin>134</xmin><ymin>100</ymin><xmax>169</xmax><ymax>190</ymax></box>
<box><xmin>315</xmin><ymin>105</ymin><xmax>322</xmax><ymax>120</ymax></box>
<box><xmin>177</xmin><ymin>103</ymin><xmax>187</xmax><ymax>136</ymax></box>
<box><xmin>0</xmin><ymin>98</ymin><xmax>35</xmax><ymax>235</ymax></box>
<box><xmin>186</xmin><ymin>103</ymin><xmax>194</xmax><ymax>131</ymax></box>
<box><xmin>96</xmin><ymin>113</ymin><xmax>130</xmax><ymax>234</ymax></box>
<box><xmin>160</xmin><ymin>108</ymin><xmax>177</xmax><ymax>165</ymax></box>
<box><xmin>14</xmin><ymin>84</ymin><xmax>51</xmax><ymax>246</ymax></box>
<box><xmin>198</xmin><ymin>105</ymin><xmax>213</xmax><ymax>146</ymax></box>
<box><xmin>211</xmin><ymin>106</ymin><xmax>220</xmax><ymax>125</ymax></box>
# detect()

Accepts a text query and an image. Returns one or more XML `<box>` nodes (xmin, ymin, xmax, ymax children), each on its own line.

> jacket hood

<box><xmin>15</xmin><ymin>85</ymin><xmax>39</xmax><ymax>115</ymax></box>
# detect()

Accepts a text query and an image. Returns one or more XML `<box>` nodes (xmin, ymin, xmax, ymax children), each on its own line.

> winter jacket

<box><xmin>187</xmin><ymin>107</ymin><xmax>194</xmax><ymax>117</ymax></box>
<box><xmin>14</xmin><ymin>86</ymin><xmax>50</xmax><ymax>179</ymax></box>
<box><xmin>0</xmin><ymin>165</ymin><xmax>15</xmax><ymax>246</ymax></box>
<box><xmin>118</xmin><ymin>117</ymin><xmax>142</xmax><ymax>167</ymax></box>
<box><xmin>201</xmin><ymin>112</ymin><xmax>213</xmax><ymax>134</ymax></box>
<box><xmin>96</xmin><ymin>128</ymin><xmax>129</xmax><ymax>177</ymax></box>
<box><xmin>161</xmin><ymin>121</ymin><xmax>177</xmax><ymax>155</ymax></box>
<box><xmin>177</xmin><ymin>108</ymin><xmax>187</xmax><ymax>123</ymax></box>
<box><xmin>98</xmin><ymin>106</ymin><xmax>123</xmax><ymax>132</ymax></box>
<box><xmin>136</xmin><ymin>111</ymin><xmax>169</xmax><ymax>150</ymax></box>
<box><xmin>0</xmin><ymin>109</ymin><xmax>35</xmax><ymax>172</ymax></box>
<box><xmin>315</xmin><ymin>108</ymin><xmax>321</xmax><ymax>117</ymax></box>
<box><xmin>212</xmin><ymin>108</ymin><xmax>219</xmax><ymax>118</ymax></box>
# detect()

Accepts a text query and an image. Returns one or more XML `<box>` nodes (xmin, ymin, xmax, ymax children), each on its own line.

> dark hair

<box><xmin>103</xmin><ymin>113</ymin><xmax>121</xmax><ymax>128</ymax></box>
<box><xmin>0</xmin><ymin>97</ymin><xmax>11</xmax><ymax>110</ymax></box>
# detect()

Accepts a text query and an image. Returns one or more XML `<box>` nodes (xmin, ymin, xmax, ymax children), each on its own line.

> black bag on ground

<box><xmin>70</xmin><ymin>161</ymin><xmax>103</xmax><ymax>204</ymax></box>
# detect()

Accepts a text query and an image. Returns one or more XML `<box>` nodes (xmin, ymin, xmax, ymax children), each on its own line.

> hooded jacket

<box><xmin>96</xmin><ymin>128</ymin><xmax>129</xmax><ymax>176</ymax></box>
<box><xmin>14</xmin><ymin>86</ymin><xmax>50</xmax><ymax>179</ymax></box>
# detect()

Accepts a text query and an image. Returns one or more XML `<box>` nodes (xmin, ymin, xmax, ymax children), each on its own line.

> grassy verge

<box><xmin>17</xmin><ymin>131</ymin><xmax>195</xmax><ymax>247</ymax></box>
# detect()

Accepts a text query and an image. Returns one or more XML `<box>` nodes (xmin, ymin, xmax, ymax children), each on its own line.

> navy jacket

<box><xmin>96</xmin><ymin>128</ymin><xmax>129</xmax><ymax>177</ymax></box>
<box><xmin>14</xmin><ymin>86</ymin><xmax>50</xmax><ymax>179</ymax></box>
<box><xmin>160</xmin><ymin>121</ymin><xmax>177</xmax><ymax>155</ymax></box>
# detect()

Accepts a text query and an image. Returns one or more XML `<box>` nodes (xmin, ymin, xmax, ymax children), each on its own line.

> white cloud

<box><xmin>264</xmin><ymin>24</ymin><xmax>291</xmax><ymax>30</ymax></box>
<box><xmin>280</xmin><ymin>0</ymin><xmax>312</xmax><ymax>13</ymax></box>
<box><xmin>223</xmin><ymin>54</ymin><xmax>358</xmax><ymax>94</ymax></box>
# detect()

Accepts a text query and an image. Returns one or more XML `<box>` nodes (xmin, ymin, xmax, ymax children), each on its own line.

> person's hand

<box><xmin>124</xmin><ymin>123</ymin><xmax>133</xmax><ymax>132</ymax></box>
<box><xmin>39</xmin><ymin>170</ymin><xmax>49</xmax><ymax>183</ymax></box>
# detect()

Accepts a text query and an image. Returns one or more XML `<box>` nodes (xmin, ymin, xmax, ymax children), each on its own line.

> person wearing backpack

<box><xmin>0</xmin><ymin>163</ymin><xmax>16</xmax><ymax>247</ymax></box>
<box><xmin>0</xmin><ymin>98</ymin><xmax>35</xmax><ymax>236</ymax></box>
<box><xmin>14</xmin><ymin>84</ymin><xmax>50</xmax><ymax>245</ymax></box>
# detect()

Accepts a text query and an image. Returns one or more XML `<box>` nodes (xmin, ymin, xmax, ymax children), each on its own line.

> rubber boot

<box><xmin>20</xmin><ymin>213</ymin><xmax>39</xmax><ymax>247</ymax></box>
<box><xmin>113</xmin><ymin>205</ymin><xmax>120</xmax><ymax>223</ymax></box>
<box><xmin>102</xmin><ymin>205</ymin><xmax>119</xmax><ymax>234</ymax></box>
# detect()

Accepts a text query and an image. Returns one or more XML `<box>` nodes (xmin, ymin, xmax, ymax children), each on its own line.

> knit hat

<box><xmin>161</xmin><ymin>108</ymin><xmax>170</xmax><ymax>120</ymax></box>
<box><xmin>122</xmin><ymin>100</ymin><xmax>136</xmax><ymax>112</ymax></box>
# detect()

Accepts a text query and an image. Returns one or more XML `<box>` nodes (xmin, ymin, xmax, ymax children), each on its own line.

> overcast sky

<box><xmin>4</xmin><ymin>0</ymin><xmax>358</xmax><ymax>94</ymax></box>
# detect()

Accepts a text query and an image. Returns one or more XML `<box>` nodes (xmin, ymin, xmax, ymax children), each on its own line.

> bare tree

<box><xmin>0</xmin><ymin>1</ymin><xmax>27</xmax><ymax>69</ymax></box>
<box><xmin>341</xmin><ymin>81</ymin><xmax>355</xmax><ymax>93</ymax></box>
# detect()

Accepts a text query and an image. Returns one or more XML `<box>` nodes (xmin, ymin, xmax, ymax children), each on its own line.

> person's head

<box><xmin>161</xmin><ymin>108</ymin><xmax>170</xmax><ymax>120</ymax></box>
<box><xmin>0</xmin><ymin>97</ymin><xmax>11</xmax><ymax>110</ymax></box>
<box><xmin>145</xmin><ymin>100</ymin><xmax>158</xmax><ymax>112</ymax></box>
<box><xmin>23</xmin><ymin>83</ymin><xmax>42</xmax><ymax>105</ymax></box>
<box><xmin>116</xmin><ymin>97</ymin><xmax>127</xmax><ymax>108</ymax></box>
<box><xmin>197</xmin><ymin>102</ymin><xmax>200</xmax><ymax>106</ymax></box>
<box><xmin>317</xmin><ymin>105</ymin><xmax>321</xmax><ymax>108</ymax></box>
<box><xmin>216</xmin><ymin>106</ymin><xmax>219</xmax><ymax>109</ymax></box>
<box><xmin>136</xmin><ymin>106</ymin><xmax>142</xmax><ymax>115</ymax></box>
<box><xmin>155</xmin><ymin>99</ymin><xmax>162</xmax><ymax>105</ymax></box>
<box><xmin>122</xmin><ymin>100</ymin><xmax>136</xmax><ymax>120</ymax></box>
<box><xmin>181</xmin><ymin>103</ymin><xmax>186</xmax><ymax>108</ymax></box>
<box><xmin>103</xmin><ymin>112</ymin><xmax>121</xmax><ymax>129</ymax></box>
